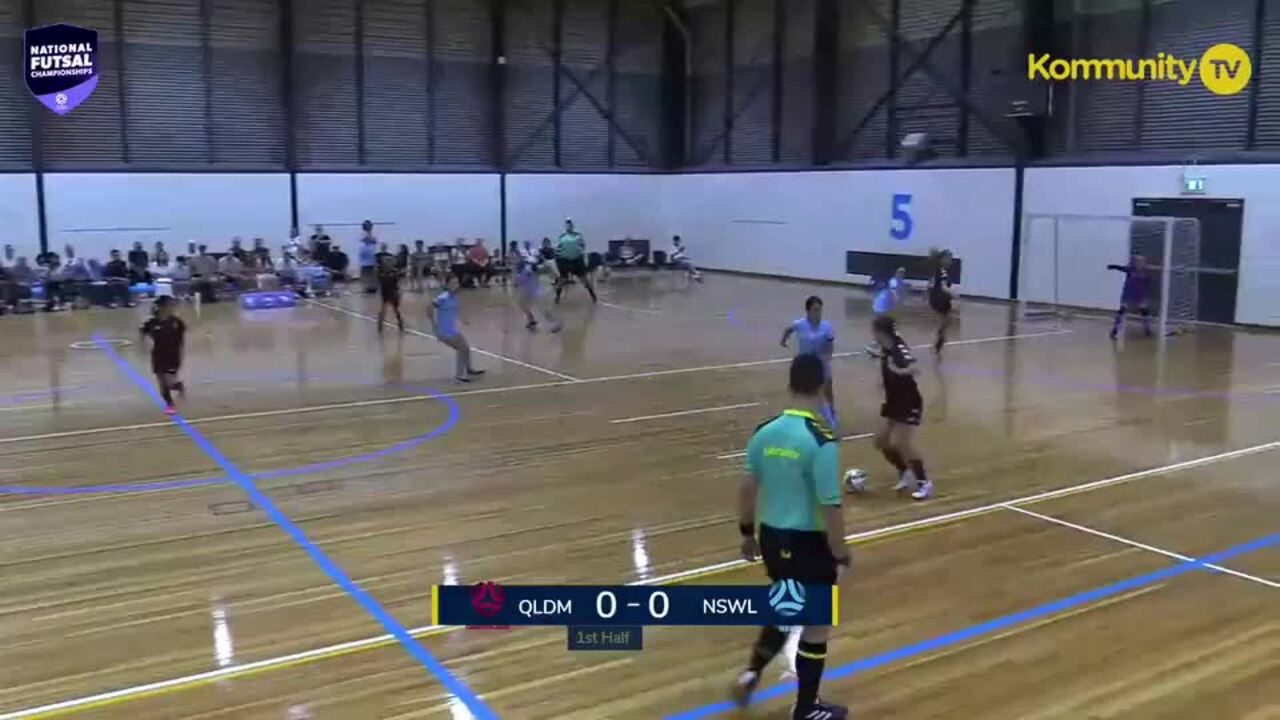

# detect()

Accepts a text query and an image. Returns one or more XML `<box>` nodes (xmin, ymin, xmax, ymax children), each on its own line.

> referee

<box><xmin>552</xmin><ymin>218</ymin><xmax>598</xmax><ymax>304</ymax></box>
<box><xmin>732</xmin><ymin>353</ymin><xmax>849</xmax><ymax>720</ymax></box>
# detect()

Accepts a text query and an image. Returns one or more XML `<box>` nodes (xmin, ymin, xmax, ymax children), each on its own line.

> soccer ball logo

<box><xmin>470</xmin><ymin>581</ymin><xmax>505</xmax><ymax>619</ymax></box>
<box><xmin>767</xmin><ymin>579</ymin><xmax>807</xmax><ymax>618</ymax></box>
<box><xmin>55</xmin><ymin>93</ymin><xmax>68</xmax><ymax>107</ymax></box>
<box><xmin>843</xmin><ymin>468</ymin><xmax>868</xmax><ymax>493</ymax></box>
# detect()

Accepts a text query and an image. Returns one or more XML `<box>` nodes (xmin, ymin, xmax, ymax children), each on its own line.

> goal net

<box><xmin>1017</xmin><ymin>213</ymin><xmax>1201</xmax><ymax>337</ymax></box>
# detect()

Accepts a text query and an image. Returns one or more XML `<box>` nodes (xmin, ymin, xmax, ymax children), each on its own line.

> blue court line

<box><xmin>0</xmin><ymin>383</ymin><xmax>460</xmax><ymax>496</ymax></box>
<box><xmin>91</xmin><ymin>333</ymin><xmax>498</xmax><ymax>720</ymax></box>
<box><xmin>666</xmin><ymin>532</ymin><xmax>1280</xmax><ymax>720</ymax></box>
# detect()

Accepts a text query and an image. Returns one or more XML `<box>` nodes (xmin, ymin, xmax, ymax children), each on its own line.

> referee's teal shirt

<box><xmin>745</xmin><ymin>409</ymin><xmax>841</xmax><ymax>532</ymax></box>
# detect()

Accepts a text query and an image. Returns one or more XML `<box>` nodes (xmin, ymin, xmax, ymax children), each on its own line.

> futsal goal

<box><xmin>1017</xmin><ymin>213</ymin><xmax>1202</xmax><ymax>338</ymax></box>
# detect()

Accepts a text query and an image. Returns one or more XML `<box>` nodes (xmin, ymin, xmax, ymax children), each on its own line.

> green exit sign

<box><xmin>1182</xmin><ymin>175</ymin><xmax>1207</xmax><ymax>194</ymax></box>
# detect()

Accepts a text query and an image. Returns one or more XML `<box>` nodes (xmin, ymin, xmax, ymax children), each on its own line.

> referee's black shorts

<box><xmin>759</xmin><ymin>524</ymin><xmax>838</xmax><ymax>585</ymax></box>
<box><xmin>555</xmin><ymin>256</ymin><xmax>588</xmax><ymax>279</ymax></box>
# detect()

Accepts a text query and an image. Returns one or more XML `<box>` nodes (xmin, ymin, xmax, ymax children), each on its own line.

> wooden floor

<box><xmin>0</xmin><ymin>273</ymin><xmax>1277</xmax><ymax>719</ymax></box>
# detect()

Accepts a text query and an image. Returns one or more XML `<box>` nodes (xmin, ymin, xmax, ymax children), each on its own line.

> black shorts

<box><xmin>556</xmin><ymin>257</ymin><xmax>587</xmax><ymax>278</ymax></box>
<box><xmin>880</xmin><ymin>397</ymin><xmax>923</xmax><ymax>426</ymax></box>
<box><xmin>379</xmin><ymin>282</ymin><xmax>400</xmax><ymax>304</ymax></box>
<box><xmin>759</xmin><ymin>524</ymin><xmax>838</xmax><ymax>585</ymax></box>
<box><xmin>930</xmin><ymin>297</ymin><xmax>953</xmax><ymax>315</ymax></box>
<box><xmin>152</xmin><ymin>356</ymin><xmax>181</xmax><ymax>376</ymax></box>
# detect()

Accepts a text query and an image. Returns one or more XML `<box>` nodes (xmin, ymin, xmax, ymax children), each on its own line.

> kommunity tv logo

<box><xmin>1028</xmin><ymin>43</ymin><xmax>1252</xmax><ymax>96</ymax></box>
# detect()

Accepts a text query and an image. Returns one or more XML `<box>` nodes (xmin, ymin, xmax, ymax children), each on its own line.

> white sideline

<box><xmin>0</xmin><ymin>329</ymin><xmax>1071</xmax><ymax>446</ymax></box>
<box><xmin>610</xmin><ymin>402</ymin><xmax>760</xmax><ymax>424</ymax></box>
<box><xmin>1002</xmin><ymin>505</ymin><xmax>1279</xmax><ymax>589</ymax></box>
<box><xmin>310</xmin><ymin>300</ymin><xmax>581</xmax><ymax>382</ymax></box>
<box><xmin>5</xmin><ymin>435</ymin><xmax>1277</xmax><ymax>719</ymax></box>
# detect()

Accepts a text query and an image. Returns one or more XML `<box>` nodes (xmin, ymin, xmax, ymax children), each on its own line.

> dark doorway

<box><xmin>1132</xmin><ymin>197</ymin><xmax>1244</xmax><ymax>325</ymax></box>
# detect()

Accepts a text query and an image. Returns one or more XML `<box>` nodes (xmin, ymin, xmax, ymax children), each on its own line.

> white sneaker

<box><xmin>893</xmin><ymin>468</ymin><xmax>917</xmax><ymax>492</ymax></box>
<box><xmin>911</xmin><ymin>480</ymin><xmax>934</xmax><ymax>501</ymax></box>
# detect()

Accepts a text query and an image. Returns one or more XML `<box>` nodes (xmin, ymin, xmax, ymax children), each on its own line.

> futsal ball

<box><xmin>844</xmin><ymin>468</ymin><xmax>868</xmax><ymax>493</ymax></box>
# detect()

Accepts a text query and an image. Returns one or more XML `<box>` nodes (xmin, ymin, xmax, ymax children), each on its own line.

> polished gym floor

<box><xmin>1</xmin><ymin>273</ymin><xmax>1276</xmax><ymax>719</ymax></box>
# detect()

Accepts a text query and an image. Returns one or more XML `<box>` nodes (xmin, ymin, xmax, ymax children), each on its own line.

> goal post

<box><xmin>1017</xmin><ymin>212</ymin><xmax>1202</xmax><ymax>337</ymax></box>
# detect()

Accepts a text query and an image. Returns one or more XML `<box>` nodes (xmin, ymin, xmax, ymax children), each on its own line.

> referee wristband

<box><xmin>738</xmin><ymin>522</ymin><xmax>755</xmax><ymax>538</ymax></box>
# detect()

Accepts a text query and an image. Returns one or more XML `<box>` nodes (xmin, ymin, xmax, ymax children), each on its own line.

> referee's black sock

<box><xmin>158</xmin><ymin>382</ymin><xmax>174</xmax><ymax>407</ymax></box>
<box><xmin>747</xmin><ymin>625</ymin><xmax>787</xmax><ymax>674</ymax></box>
<box><xmin>881</xmin><ymin>447</ymin><xmax>907</xmax><ymax>472</ymax></box>
<box><xmin>909</xmin><ymin>459</ymin><xmax>928</xmax><ymax>482</ymax></box>
<box><xmin>795</xmin><ymin>640</ymin><xmax>828</xmax><ymax>710</ymax></box>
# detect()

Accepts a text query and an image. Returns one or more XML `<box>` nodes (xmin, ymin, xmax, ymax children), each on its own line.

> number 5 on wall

<box><xmin>890</xmin><ymin>193</ymin><xmax>913</xmax><ymax>240</ymax></box>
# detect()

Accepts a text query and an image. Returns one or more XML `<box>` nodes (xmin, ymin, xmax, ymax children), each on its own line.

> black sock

<box><xmin>587</xmin><ymin>284</ymin><xmax>598</xmax><ymax>301</ymax></box>
<box><xmin>746</xmin><ymin>625</ymin><xmax>787</xmax><ymax>674</ymax></box>
<box><xmin>1140</xmin><ymin>307</ymin><xmax>1152</xmax><ymax>334</ymax></box>
<box><xmin>909</xmin><ymin>459</ymin><xmax>928</xmax><ymax>482</ymax></box>
<box><xmin>881</xmin><ymin>447</ymin><xmax>907</xmax><ymax>472</ymax></box>
<box><xmin>795</xmin><ymin>640</ymin><xmax>828</xmax><ymax>710</ymax></box>
<box><xmin>173</xmin><ymin>381</ymin><xmax>185</xmax><ymax>393</ymax></box>
<box><xmin>159</xmin><ymin>383</ymin><xmax>174</xmax><ymax>406</ymax></box>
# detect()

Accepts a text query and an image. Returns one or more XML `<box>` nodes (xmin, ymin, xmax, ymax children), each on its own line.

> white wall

<box><xmin>662</xmin><ymin>169</ymin><xmax>1018</xmax><ymax>299</ymax></box>
<box><xmin>0</xmin><ymin>174</ymin><xmax>40</xmax><ymax>261</ymax></box>
<box><xmin>1024</xmin><ymin>165</ymin><xmax>1280</xmax><ymax>327</ymax></box>
<box><xmin>295</xmin><ymin>173</ymin><xmax>500</xmax><ymax>249</ymax></box>
<box><xmin>506</xmin><ymin>173</ymin><xmax>668</xmax><ymax>253</ymax></box>
<box><xmin>43</xmin><ymin>173</ymin><xmax>291</xmax><ymax>259</ymax></box>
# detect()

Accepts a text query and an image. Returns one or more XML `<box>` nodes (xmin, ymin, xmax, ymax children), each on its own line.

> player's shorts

<box><xmin>929</xmin><ymin>296</ymin><xmax>952</xmax><ymax>315</ymax></box>
<box><xmin>880</xmin><ymin>396</ymin><xmax>923</xmax><ymax>426</ymax></box>
<box><xmin>152</xmin><ymin>356</ymin><xmax>181</xmax><ymax>376</ymax></box>
<box><xmin>556</xmin><ymin>256</ymin><xmax>588</xmax><ymax>278</ymax></box>
<box><xmin>379</xmin><ymin>281</ymin><xmax>401</xmax><ymax>304</ymax></box>
<box><xmin>758</xmin><ymin>524</ymin><xmax>838</xmax><ymax>585</ymax></box>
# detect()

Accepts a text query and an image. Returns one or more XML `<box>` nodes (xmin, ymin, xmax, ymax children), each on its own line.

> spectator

<box><xmin>464</xmin><ymin>239</ymin><xmax>491</xmax><ymax>287</ymax></box>
<box><xmin>539</xmin><ymin>237</ymin><xmax>556</xmax><ymax>262</ymax></box>
<box><xmin>229</xmin><ymin>237</ymin><xmax>247</xmax><ymax>262</ymax></box>
<box><xmin>190</xmin><ymin>245</ymin><xmax>219</xmax><ymax>303</ymax></box>
<box><xmin>40</xmin><ymin>253</ymin><xmax>68</xmax><ymax>311</ymax></box>
<box><xmin>358</xmin><ymin>221</ymin><xmax>378</xmax><ymax>293</ymax></box>
<box><xmin>150</xmin><ymin>252</ymin><xmax>175</xmax><ymax>299</ymax></box>
<box><xmin>2</xmin><ymin>243</ymin><xmax>14</xmax><ymax>266</ymax></box>
<box><xmin>396</xmin><ymin>243</ymin><xmax>410</xmax><ymax>272</ymax></box>
<box><xmin>252</xmin><ymin>238</ymin><xmax>273</xmax><ymax>271</ymax></box>
<box><xmin>128</xmin><ymin>242</ymin><xmax>149</xmax><ymax>280</ymax></box>
<box><xmin>309</xmin><ymin>225</ymin><xmax>331</xmax><ymax>262</ymax></box>
<box><xmin>374</xmin><ymin>242</ymin><xmax>393</xmax><ymax>270</ymax></box>
<box><xmin>153</xmin><ymin>241</ymin><xmax>166</xmax><ymax>261</ymax></box>
<box><xmin>410</xmin><ymin>240</ymin><xmax>430</xmax><ymax>292</ymax></box>
<box><xmin>103</xmin><ymin>249</ymin><xmax>135</xmax><ymax>308</ymax></box>
<box><xmin>325</xmin><ymin>243</ymin><xmax>349</xmax><ymax>279</ymax></box>
<box><xmin>669</xmin><ymin>235</ymin><xmax>702</xmax><ymax>282</ymax></box>
<box><xmin>219</xmin><ymin>249</ymin><xmax>245</xmax><ymax>287</ymax></box>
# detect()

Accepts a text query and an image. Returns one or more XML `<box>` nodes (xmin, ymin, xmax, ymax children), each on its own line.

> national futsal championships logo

<box><xmin>23</xmin><ymin>23</ymin><xmax>100</xmax><ymax>115</ymax></box>
<box><xmin>470</xmin><ymin>581</ymin><xmax>505</xmax><ymax>619</ymax></box>
<box><xmin>767</xmin><ymin>579</ymin><xmax>806</xmax><ymax>618</ymax></box>
<box><xmin>1028</xmin><ymin>43</ymin><xmax>1252</xmax><ymax>96</ymax></box>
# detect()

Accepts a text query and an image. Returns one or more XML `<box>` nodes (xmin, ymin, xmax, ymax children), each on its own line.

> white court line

<box><xmin>309</xmin><ymin>299</ymin><xmax>582</xmax><ymax>382</ymax></box>
<box><xmin>8</xmin><ymin>435</ymin><xmax>1277</xmax><ymax>720</ymax></box>
<box><xmin>610</xmin><ymin>402</ymin><xmax>760</xmax><ymax>424</ymax></box>
<box><xmin>715</xmin><ymin>432</ymin><xmax>874</xmax><ymax>460</ymax></box>
<box><xmin>1003</xmin><ymin>504</ymin><xmax>1280</xmax><ymax>589</ymax></box>
<box><xmin>599</xmin><ymin>301</ymin><xmax>662</xmax><ymax>315</ymax></box>
<box><xmin>0</xmin><ymin>329</ymin><xmax>1070</xmax><ymax>446</ymax></box>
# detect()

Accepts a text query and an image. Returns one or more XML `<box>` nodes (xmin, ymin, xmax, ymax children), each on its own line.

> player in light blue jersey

<box><xmin>428</xmin><ymin>274</ymin><xmax>485</xmax><ymax>383</ymax></box>
<box><xmin>780</xmin><ymin>296</ymin><xmax>838</xmax><ymax>433</ymax></box>
<box><xmin>514</xmin><ymin>255</ymin><xmax>562</xmax><ymax>333</ymax></box>
<box><xmin>865</xmin><ymin>267</ymin><xmax>906</xmax><ymax>356</ymax></box>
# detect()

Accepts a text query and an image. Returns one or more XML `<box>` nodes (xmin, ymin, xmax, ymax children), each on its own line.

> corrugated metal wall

<box><xmin>4</xmin><ymin>0</ymin><xmax>1280</xmax><ymax>172</ymax></box>
<box><xmin>0</xmin><ymin>0</ymin><xmax>662</xmax><ymax>171</ymax></box>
